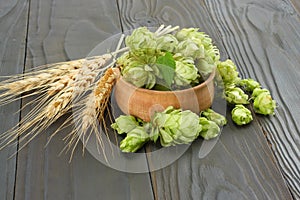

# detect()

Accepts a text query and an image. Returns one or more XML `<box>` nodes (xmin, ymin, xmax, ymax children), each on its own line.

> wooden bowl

<box><xmin>113</xmin><ymin>69</ymin><xmax>215</xmax><ymax>122</ymax></box>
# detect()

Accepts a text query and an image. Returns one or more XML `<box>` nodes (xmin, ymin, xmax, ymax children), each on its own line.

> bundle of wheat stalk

<box><xmin>0</xmin><ymin>25</ymin><xmax>178</xmax><ymax>161</ymax></box>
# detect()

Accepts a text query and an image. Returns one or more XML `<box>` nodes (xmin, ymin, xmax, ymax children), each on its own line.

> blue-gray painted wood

<box><xmin>118</xmin><ymin>0</ymin><xmax>297</xmax><ymax>199</ymax></box>
<box><xmin>1</xmin><ymin>0</ymin><xmax>299</xmax><ymax>199</ymax></box>
<box><xmin>12</xmin><ymin>0</ymin><xmax>154</xmax><ymax>200</ymax></box>
<box><xmin>0</xmin><ymin>0</ymin><xmax>29</xmax><ymax>199</ymax></box>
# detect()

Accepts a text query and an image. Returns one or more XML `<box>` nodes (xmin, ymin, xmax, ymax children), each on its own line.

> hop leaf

<box><xmin>252</xmin><ymin>88</ymin><xmax>276</xmax><ymax>115</ymax></box>
<box><xmin>200</xmin><ymin>109</ymin><xmax>227</xmax><ymax>126</ymax></box>
<box><xmin>198</xmin><ymin>117</ymin><xmax>220</xmax><ymax>140</ymax></box>
<box><xmin>231</xmin><ymin>105</ymin><xmax>253</xmax><ymax>125</ymax></box>
<box><xmin>156</xmin><ymin>52</ymin><xmax>176</xmax><ymax>88</ymax></box>
<box><xmin>225</xmin><ymin>87</ymin><xmax>249</xmax><ymax>105</ymax></box>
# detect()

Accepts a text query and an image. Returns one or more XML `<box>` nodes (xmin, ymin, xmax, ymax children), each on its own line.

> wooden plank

<box><xmin>117</xmin><ymin>0</ymin><xmax>293</xmax><ymax>199</ymax></box>
<box><xmin>204</xmin><ymin>0</ymin><xmax>300</xmax><ymax>198</ymax></box>
<box><xmin>0</xmin><ymin>0</ymin><xmax>29</xmax><ymax>199</ymax></box>
<box><xmin>116</xmin><ymin>0</ymin><xmax>227</xmax><ymax>57</ymax></box>
<box><xmin>13</xmin><ymin>0</ymin><xmax>154</xmax><ymax>199</ymax></box>
<box><xmin>290</xmin><ymin>0</ymin><xmax>300</xmax><ymax>15</ymax></box>
<box><xmin>152</xmin><ymin>116</ymin><xmax>291</xmax><ymax>199</ymax></box>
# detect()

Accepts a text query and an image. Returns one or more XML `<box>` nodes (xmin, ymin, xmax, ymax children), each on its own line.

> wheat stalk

<box><xmin>47</xmin><ymin>71</ymin><xmax>77</xmax><ymax>96</ymax></box>
<box><xmin>63</xmin><ymin>67</ymin><xmax>118</xmax><ymax>161</ymax></box>
<box><xmin>94</xmin><ymin>68</ymin><xmax>118</xmax><ymax>115</ymax></box>
<box><xmin>45</xmin><ymin>54</ymin><xmax>112</xmax><ymax>118</ymax></box>
<box><xmin>0</xmin><ymin>55</ymin><xmax>112</xmax><ymax>155</ymax></box>
<box><xmin>0</xmin><ymin>60</ymin><xmax>83</xmax><ymax>106</ymax></box>
<box><xmin>0</xmin><ymin>25</ymin><xmax>180</xmax><ymax>160</ymax></box>
<box><xmin>73</xmin><ymin>54</ymin><xmax>112</xmax><ymax>99</ymax></box>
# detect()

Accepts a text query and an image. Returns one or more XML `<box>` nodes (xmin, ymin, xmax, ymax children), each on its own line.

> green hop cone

<box><xmin>122</xmin><ymin>65</ymin><xmax>156</xmax><ymax>89</ymax></box>
<box><xmin>119</xmin><ymin>126</ymin><xmax>150</xmax><ymax>152</ymax></box>
<box><xmin>175</xmin><ymin>28</ymin><xmax>220</xmax><ymax>77</ymax></box>
<box><xmin>205</xmin><ymin>47</ymin><xmax>220</xmax><ymax>63</ymax></box>
<box><xmin>125</xmin><ymin>27</ymin><xmax>156</xmax><ymax>54</ymax></box>
<box><xmin>251</xmin><ymin>88</ymin><xmax>270</xmax><ymax>99</ymax></box>
<box><xmin>151</xmin><ymin>106</ymin><xmax>202</xmax><ymax>147</ymax></box>
<box><xmin>175</xmin><ymin>28</ymin><xmax>215</xmax><ymax>50</ymax></box>
<box><xmin>195</xmin><ymin>59</ymin><xmax>214</xmax><ymax>77</ymax></box>
<box><xmin>158</xmin><ymin>129</ymin><xmax>174</xmax><ymax>146</ymax></box>
<box><xmin>252</xmin><ymin>88</ymin><xmax>276</xmax><ymax>115</ymax></box>
<box><xmin>169</xmin><ymin>110</ymin><xmax>202</xmax><ymax>144</ymax></box>
<box><xmin>198</xmin><ymin>117</ymin><xmax>220</xmax><ymax>140</ymax></box>
<box><xmin>111</xmin><ymin>115</ymin><xmax>139</xmax><ymax>134</ymax></box>
<box><xmin>174</xmin><ymin>56</ymin><xmax>199</xmax><ymax>86</ymax></box>
<box><xmin>121</xmin><ymin>57</ymin><xmax>144</xmax><ymax>74</ymax></box>
<box><xmin>238</xmin><ymin>78</ymin><xmax>261</xmax><ymax>92</ymax></box>
<box><xmin>116</xmin><ymin>52</ymin><xmax>131</xmax><ymax>69</ymax></box>
<box><xmin>231</xmin><ymin>105</ymin><xmax>253</xmax><ymax>125</ymax></box>
<box><xmin>175</xmin><ymin>28</ymin><xmax>200</xmax><ymax>41</ymax></box>
<box><xmin>196</xmin><ymin>46</ymin><xmax>220</xmax><ymax>77</ymax></box>
<box><xmin>225</xmin><ymin>87</ymin><xmax>249</xmax><ymax>105</ymax></box>
<box><xmin>176</xmin><ymin>39</ymin><xmax>205</xmax><ymax>59</ymax></box>
<box><xmin>191</xmin><ymin>32</ymin><xmax>213</xmax><ymax>49</ymax></box>
<box><xmin>200</xmin><ymin>108</ymin><xmax>227</xmax><ymax>126</ymax></box>
<box><xmin>217</xmin><ymin>59</ymin><xmax>240</xmax><ymax>87</ymax></box>
<box><xmin>156</xmin><ymin>34</ymin><xmax>179</xmax><ymax>52</ymax></box>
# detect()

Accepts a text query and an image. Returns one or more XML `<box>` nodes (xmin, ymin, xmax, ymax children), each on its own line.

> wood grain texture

<box><xmin>204</xmin><ymin>0</ymin><xmax>300</xmax><ymax>198</ymax></box>
<box><xmin>1</xmin><ymin>0</ymin><xmax>298</xmax><ymax>199</ymax></box>
<box><xmin>13</xmin><ymin>0</ymin><xmax>154</xmax><ymax>200</ymax></box>
<box><xmin>117</xmin><ymin>0</ymin><xmax>228</xmax><ymax>59</ymax></box>
<box><xmin>0</xmin><ymin>0</ymin><xmax>29</xmax><ymax>199</ymax></box>
<box><xmin>117</xmin><ymin>0</ymin><xmax>294</xmax><ymax>199</ymax></box>
<box><xmin>290</xmin><ymin>0</ymin><xmax>300</xmax><ymax>15</ymax></box>
<box><xmin>152</xmin><ymin>116</ymin><xmax>291</xmax><ymax>200</ymax></box>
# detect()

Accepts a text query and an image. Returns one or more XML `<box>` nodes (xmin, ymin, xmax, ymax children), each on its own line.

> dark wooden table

<box><xmin>1</xmin><ymin>0</ymin><xmax>299</xmax><ymax>199</ymax></box>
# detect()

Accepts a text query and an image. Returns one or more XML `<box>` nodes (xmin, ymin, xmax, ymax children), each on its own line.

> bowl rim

<box><xmin>116</xmin><ymin>67</ymin><xmax>216</xmax><ymax>94</ymax></box>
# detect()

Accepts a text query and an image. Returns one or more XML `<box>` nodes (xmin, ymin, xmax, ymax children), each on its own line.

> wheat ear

<box><xmin>63</xmin><ymin>68</ymin><xmax>118</xmax><ymax>161</ymax></box>
<box><xmin>44</xmin><ymin>54</ymin><xmax>112</xmax><ymax>119</ymax></box>
<box><xmin>58</xmin><ymin>26</ymin><xmax>179</xmax><ymax>159</ymax></box>
<box><xmin>0</xmin><ymin>25</ymin><xmax>180</xmax><ymax>160</ymax></box>
<box><xmin>0</xmin><ymin>55</ymin><xmax>112</xmax><ymax>154</ymax></box>
<box><xmin>0</xmin><ymin>60</ymin><xmax>83</xmax><ymax>106</ymax></box>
